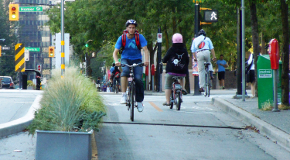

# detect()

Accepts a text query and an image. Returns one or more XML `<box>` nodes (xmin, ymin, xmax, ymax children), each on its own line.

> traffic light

<box><xmin>9</xmin><ymin>4</ymin><xmax>19</xmax><ymax>21</ymax></box>
<box><xmin>85</xmin><ymin>43</ymin><xmax>88</xmax><ymax>47</ymax></box>
<box><xmin>48</xmin><ymin>46</ymin><xmax>55</xmax><ymax>57</ymax></box>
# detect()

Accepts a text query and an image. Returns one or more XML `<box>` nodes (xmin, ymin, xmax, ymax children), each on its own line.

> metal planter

<box><xmin>35</xmin><ymin>130</ymin><xmax>93</xmax><ymax>160</ymax></box>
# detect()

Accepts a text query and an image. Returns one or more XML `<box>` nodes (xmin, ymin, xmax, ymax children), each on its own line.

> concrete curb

<box><xmin>0</xmin><ymin>95</ymin><xmax>42</xmax><ymax>138</ymax></box>
<box><xmin>212</xmin><ymin>97</ymin><xmax>290</xmax><ymax>149</ymax></box>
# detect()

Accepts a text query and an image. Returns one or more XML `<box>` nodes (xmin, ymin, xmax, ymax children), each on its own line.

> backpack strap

<box><xmin>134</xmin><ymin>30</ymin><xmax>141</xmax><ymax>50</ymax></box>
<box><xmin>119</xmin><ymin>30</ymin><xmax>141</xmax><ymax>54</ymax></box>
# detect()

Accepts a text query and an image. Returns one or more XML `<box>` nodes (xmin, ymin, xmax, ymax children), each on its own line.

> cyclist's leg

<box><xmin>120</xmin><ymin>59</ymin><xmax>130</xmax><ymax>93</ymax></box>
<box><xmin>164</xmin><ymin>73</ymin><xmax>173</xmax><ymax>105</ymax></box>
<box><xmin>133</xmin><ymin>59</ymin><xmax>144</xmax><ymax>103</ymax></box>
<box><xmin>197</xmin><ymin>52</ymin><xmax>206</xmax><ymax>90</ymax></box>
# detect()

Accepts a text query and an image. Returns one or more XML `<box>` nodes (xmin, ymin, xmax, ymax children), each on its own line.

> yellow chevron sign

<box><xmin>15</xmin><ymin>43</ymin><xmax>25</xmax><ymax>72</ymax></box>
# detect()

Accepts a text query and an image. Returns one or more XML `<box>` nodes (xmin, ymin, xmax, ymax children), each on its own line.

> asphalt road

<box><xmin>95</xmin><ymin>93</ymin><xmax>290</xmax><ymax>160</ymax></box>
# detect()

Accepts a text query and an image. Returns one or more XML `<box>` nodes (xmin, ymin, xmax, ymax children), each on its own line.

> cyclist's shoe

<box><xmin>199</xmin><ymin>88</ymin><xmax>204</xmax><ymax>92</ymax></box>
<box><xmin>163</xmin><ymin>102</ymin><xmax>170</xmax><ymax>106</ymax></box>
<box><xmin>137</xmin><ymin>102</ymin><xmax>144</xmax><ymax>112</ymax></box>
<box><xmin>120</xmin><ymin>94</ymin><xmax>127</xmax><ymax>104</ymax></box>
<box><xmin>182</xmin><ymin>89</ymin><xmax>188</xmax><ymax>95</ymax></box>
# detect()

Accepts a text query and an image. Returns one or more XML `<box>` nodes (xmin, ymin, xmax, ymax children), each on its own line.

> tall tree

<box><xmin>280</xmin><ymin>0</ymin><xmax>289</xmax><ymax>106</ymax></box>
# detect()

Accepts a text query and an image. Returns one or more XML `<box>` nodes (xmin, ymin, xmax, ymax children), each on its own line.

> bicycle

<box><xmin>121</xmin><ymin>62</ymin><xmax>144</xmax><ymax>121</ymax></box>
<box><xmin>204</xmin><ymin>62</ymin><xmax>212</xmax><ymax>97</ymax></box>
<box><xmin>169</xmin><ymin>76</ymin><xmax>183</xmax><ymax>111</ymax></box>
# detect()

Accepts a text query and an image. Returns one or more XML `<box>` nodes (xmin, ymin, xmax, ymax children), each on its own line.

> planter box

<box><xmin>35</xmin><ymin>130</ymin><xmax>93</xmax><ymax>160</ymax></box>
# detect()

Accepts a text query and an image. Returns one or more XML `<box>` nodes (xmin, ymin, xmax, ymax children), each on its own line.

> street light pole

<box><xmin>85</xmin><ymin>40</ymin><xmax>92</xmax><ymax>77</ymax></box>
<box><xmin>61</xmin><ymin>0</ymin><xmax>65</xmax><ymax>78</ymax></box>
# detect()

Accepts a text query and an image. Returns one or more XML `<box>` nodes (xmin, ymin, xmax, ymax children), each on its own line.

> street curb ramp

<box><xmin>212</xmin><ymin>97</ymin><xmax>290</xmax><ymax>150</ymax></box>
<box><xmin>0</xmin><ymin>95</ymin><xmax>42</xmax><ymax>138</ymax></box>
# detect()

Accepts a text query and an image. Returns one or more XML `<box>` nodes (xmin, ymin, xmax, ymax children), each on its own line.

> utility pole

<box><xmin>61</xmin><ymin>0</ymin><xmax>65</xmax><ymax>78</ymax></box>
<box><xmin>193</xmin><ymin>3</ymin><xmax>201</xmax><ymax>95</ymax></box>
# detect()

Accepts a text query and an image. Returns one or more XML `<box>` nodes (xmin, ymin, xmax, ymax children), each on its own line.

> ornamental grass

<box><xmin>28</xmin><ymin>66</ymin><xmax>106</xmax><ymax>134</ymax></box>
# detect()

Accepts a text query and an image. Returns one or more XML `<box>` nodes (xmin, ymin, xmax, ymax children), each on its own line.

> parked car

<box><xmin>0</xmin><ymin>76</ymin><xmax>15</xmax><ymax>89</ymax></box>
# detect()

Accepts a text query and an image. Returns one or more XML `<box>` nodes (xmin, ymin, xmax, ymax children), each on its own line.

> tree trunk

<box><xmin>249</xmin><ymin>1</ymin><xmax>259</xmax><ymax>97</ymax></box>
<box><xmin>280</xmin><ymin>0</ymin><xmax>289</xmax><ymax>106</ymax></box>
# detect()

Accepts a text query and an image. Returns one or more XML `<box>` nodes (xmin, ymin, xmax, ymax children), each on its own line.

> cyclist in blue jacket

<box><xmin>113</xmin><ymin>19</ymin><xmax>149</xmax><ymax>112</ymax></box>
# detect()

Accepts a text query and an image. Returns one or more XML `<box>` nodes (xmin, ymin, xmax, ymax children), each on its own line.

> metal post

<box><xmin>156</xmin><ymin>27</ymin><xmax>162</xmax><ymax>92</ymax></box>
<box><xmin>193</xmin><ymin>3</ymin><xmax>201</xmax><ymax>95</ymax></box>
<box><xmin>272</xmin><ymin>70</ymin><xmax>280</xmax><ymax>112</ymax></box>
<box><xmin>85</xmin><ymin>53</ymin><xmax>87</xmax><ymax>76</ymax></box>
<box><xmin>61</xmin><ymin>0</ymin><xmax>65</xmax><ymax>78</ymax></box>
<box><xmin>241</xmin><ymin>0</ymin><xmax>246</xmax><ymax>101</ymax></box>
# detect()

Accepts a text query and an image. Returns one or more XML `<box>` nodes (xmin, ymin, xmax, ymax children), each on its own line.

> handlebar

<box><xmin>121</xmin><ymin>63</ymin><xmax>144</xmax><ymax>68</ymax></box>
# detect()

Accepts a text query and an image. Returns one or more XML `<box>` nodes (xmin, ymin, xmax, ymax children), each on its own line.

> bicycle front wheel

<box><xmin>130</xmin><ymin>82</ymin><xmax>135</xmax><ymax>121</ymax></box>
<box><xmin>175</xmin><ymin>92</ymin><xmax>181</xmax><ymax>111</ymax></box>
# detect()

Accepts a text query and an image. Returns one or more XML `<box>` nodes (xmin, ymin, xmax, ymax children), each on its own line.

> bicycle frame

<box><xmin>121</xmin><ymin>63</ymin><xmax>144</xmax><ymax>121</ymax></box>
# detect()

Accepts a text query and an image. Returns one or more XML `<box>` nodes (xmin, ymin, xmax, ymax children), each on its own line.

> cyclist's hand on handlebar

<box><xmin>115</xmin><ymin>62</ymin><xmax>121</xmax><ymax>66</ymax></box>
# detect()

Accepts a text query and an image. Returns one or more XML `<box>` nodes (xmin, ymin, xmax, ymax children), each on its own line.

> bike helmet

<box><xmin>125</xmin><ymin>19</ymin><xmax>137</xmax><ymax>27</ymax></box>
<box><xmin>198</xmin><ymin>29</ymin><xmax>206</xmax><ymax>36</ymax></box>
<box><xmin>172</xmin><ymin>33</ymin><xmax>183</xmax><ymax>43</ymax></box>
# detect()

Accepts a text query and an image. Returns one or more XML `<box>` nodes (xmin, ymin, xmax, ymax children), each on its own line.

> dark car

<box><xmin>0</xmin><ymin>76</ymin><xmax>15</xmax><ymax>89</ymax></box>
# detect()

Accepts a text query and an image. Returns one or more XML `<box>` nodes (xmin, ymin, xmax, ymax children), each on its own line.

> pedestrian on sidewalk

<box><xmin>162</xmin><ymin>33</ymin><xmax>189</xmax><ymax>106</ymax></box>
<box><xmin>246</xmin><ymin>52</ymin><xmax>255</xmax><ymax>97</ymax></box>
<box><xmin>216</xmin><ymin>54</ymin><xmax>228</xmax><ymax>89</ymax></box>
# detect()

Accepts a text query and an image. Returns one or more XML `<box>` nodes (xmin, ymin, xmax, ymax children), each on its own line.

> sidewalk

<box><xmin>212</xmin><ymin>96</ymin><xmax>290</xmax><ymax>150</ymax></box>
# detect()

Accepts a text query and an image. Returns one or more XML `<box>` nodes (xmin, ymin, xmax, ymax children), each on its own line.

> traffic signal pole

<box><xmin>193</xmin><ymin>3</ymin><xmax>201</xmax><ymax>95</ymax></box>
<box><xmin>61</xmin><ymin>0</ymin><xmax>65</xmax><ymax>78</ymax></box>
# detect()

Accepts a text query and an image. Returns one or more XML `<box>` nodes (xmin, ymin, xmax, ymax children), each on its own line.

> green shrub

<box><xmin>27</xmin><ymin>80</ymin><xmax>34</xmax><ymax>86</ymax></box>
<box><xmin>27</xmin><ymin>66</ymin><xmax>106</xmax><ymax>134</ymax></box>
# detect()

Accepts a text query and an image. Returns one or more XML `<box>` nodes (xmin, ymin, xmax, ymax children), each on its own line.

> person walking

<box><xmin>191</xmin><ymin>29</ymin><xmax>216</xmax><ymax>92</ymax></box>
<box><xmin>216</xmin><ymin>54</ymin><xmax>228</xmax><ymax>89</ymax></box>
<box><xmin>246</xmin><ymin>53</ymin><xmax>255</xmax><ymax>97</ymax></box>
<box><xmin>113</xmin><ymin>19</ymin><xmax>149</xmax><ymax>112</ymax></box>
<box><xmin>161</xmin><ymin>33</ymin><xmax>189</xmax><ymax>106</ymax></box>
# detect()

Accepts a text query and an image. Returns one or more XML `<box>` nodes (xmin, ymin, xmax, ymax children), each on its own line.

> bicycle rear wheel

<box><xmin>130</xmin><ymin>82</ymin><xmax>135</xmax><ymax>121</ymax></box>
<box><xmin>115</xmin><ymin>81</ymin><xmax>119</xmax><ymax>94</ymax></box>
<box><xmin>170</xmin><ymin>90</ymin><xmax>174</xmax><ymax>109</ymax></box>
<box><xmin>206</xmin><ymin>72</ymin><xmax>210</xmax><ymax>97</ymax></box>
<box><xmin>175</xmin><ymin>92</ymin><xmax>181</xmax><ymax>111</ymax></box>
<box><xmin>204</xmin><ymin>73</ymin><xmax>209</xmax><ymax>97</ymax></box>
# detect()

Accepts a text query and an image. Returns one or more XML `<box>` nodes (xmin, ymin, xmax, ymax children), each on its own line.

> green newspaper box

<box><xmin>257</xmin><ymin>55</ymin><xmax>282</xmax><ymax>109</ymax></box>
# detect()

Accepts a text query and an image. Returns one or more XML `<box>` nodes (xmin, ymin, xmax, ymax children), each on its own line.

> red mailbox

<box><xmin>145</xmin><ymin>65</ymin><xmax>149</xmax><ymax>76</ymax></box>
<box><xmin>268</xmin><ymin>38</ymin><xmax>279</xmax><ymax>70</ymax></box>
<box><xmin>151</xmin><ymin>64</ymin><xmax>155</xmax><ymax>75</ymax></box>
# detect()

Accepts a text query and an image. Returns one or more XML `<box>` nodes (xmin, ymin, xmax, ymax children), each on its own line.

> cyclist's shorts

<box><xmin>120</xmin><ymin>58</ymin><xmax>143</xmax><ymax>80</ymax></box>
<box><xmin>218</xmin><ymin>71</ymin><xmax>225</xmax><ymax>80</ymax></box>
<box><xmin>164</xmin><ymin>73</ymin><xmax>185</xmax><ymax>90</ymax></box>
